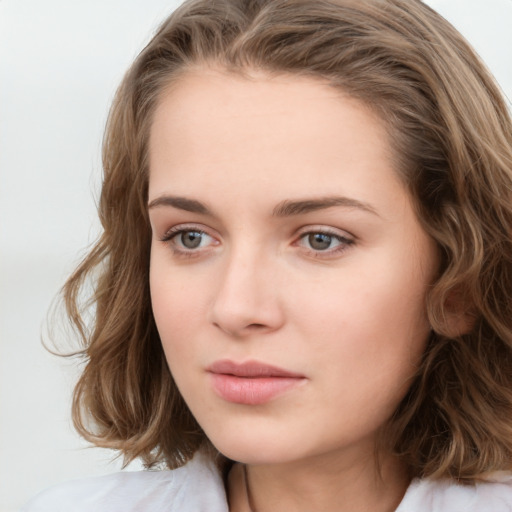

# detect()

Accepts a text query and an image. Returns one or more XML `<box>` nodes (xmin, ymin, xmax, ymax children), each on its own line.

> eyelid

<box><xmin>160</xmin><ymin>223</ymin><xmax>217</xmax><ymax>242</ymax></box>
<box><xmin>159</xmin><ymin>223</ymin><xmax>220</xmax><ymax>259</ymax></box>
<box><xmin>293</xmin><ymin>225</ymin><xmax>356</xmax><ymax>257</ymax></box>
<box><xmin>295</xmin><ymin>224</ymin><xmax>355</xmax><ymax>241</ymax></box>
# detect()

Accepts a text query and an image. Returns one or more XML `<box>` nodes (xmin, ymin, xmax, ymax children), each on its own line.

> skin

<box><xmin>148</xmin><ymin>67</ymin><xmax>439</xmax><ymax>512</ymax></box>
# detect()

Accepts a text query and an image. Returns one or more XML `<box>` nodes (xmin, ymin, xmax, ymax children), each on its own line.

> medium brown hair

<box><xmin>63</xmin><ymin>0</ymin><xmax>512</xmax><ymax>480</ymax></box>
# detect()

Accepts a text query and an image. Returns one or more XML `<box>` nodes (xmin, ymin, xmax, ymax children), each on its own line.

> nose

<box><xmin>209</xmin><ymin>246</ymin><xmax>285</xmax><ymax>338</ymax></box>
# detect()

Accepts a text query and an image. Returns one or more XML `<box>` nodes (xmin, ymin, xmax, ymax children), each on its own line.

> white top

<box><xmin>21</xmin><ymin>451</ymin><xmax>512</xmax><ymax>511</ymax></box>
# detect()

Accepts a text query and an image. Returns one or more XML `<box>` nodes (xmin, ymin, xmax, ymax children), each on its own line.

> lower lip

<box><xmin>209</xmin><ymin>373</ymin><xmax>305</xmax><ymax>405</ymax></box>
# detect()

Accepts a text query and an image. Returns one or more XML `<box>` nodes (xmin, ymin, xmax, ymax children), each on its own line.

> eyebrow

<box><xmin>147</xmin><ymin>194</ymin><xmax>379</xmax><ymax>217</ymax></box>
<box><xmin>148</xmin><ymin>195</ymin><xmax>211</xmax><ymax>214</ymax></box>
<box><xmin>272</xmin><ymin>196</ymin><xmax>379</xmax><ymax>217</ymax></box>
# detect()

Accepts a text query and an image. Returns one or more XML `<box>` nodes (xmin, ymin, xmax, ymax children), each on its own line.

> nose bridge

<box><xmin>210</xmin><ymin>237</ymin><xmax>282</xmax><ymax>336</ymax></box>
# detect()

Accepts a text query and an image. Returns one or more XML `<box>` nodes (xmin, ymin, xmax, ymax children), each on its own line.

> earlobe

<box><xmin>440</xmin><ymin>288</ymin><xmax>477</xmax><ymax>338</ymax></box>
<box><xmin>442</xmin><ymin>310</ymin><xmax>476</xmax><ymax>338</ymax></box>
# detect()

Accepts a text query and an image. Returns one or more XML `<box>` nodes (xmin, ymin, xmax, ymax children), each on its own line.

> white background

<box><xmin>1</xmin><ymin>1</ymin><xmax>511</xmax><ymax>510</ymax></box>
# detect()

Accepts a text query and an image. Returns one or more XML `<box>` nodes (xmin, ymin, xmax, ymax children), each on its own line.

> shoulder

<box><xmin>397</xmin><ymin>474</ymin><xmax>512</xmax><ymax>512</ymax></box>
<box><xmin>20</xmin><ymin>451</ymin><xmax>228</xmax><ymax>512</ymax></box>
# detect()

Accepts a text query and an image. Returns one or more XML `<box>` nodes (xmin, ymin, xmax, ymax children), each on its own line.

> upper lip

<box><xmin>207</xmin><ymin>359</ymin><xmax>305</xmax><ymax>378</ymax></box>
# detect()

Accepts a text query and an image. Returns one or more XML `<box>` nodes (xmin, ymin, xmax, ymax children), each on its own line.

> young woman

<box><xmin>22</xmin><ymin>0</ymin><xmax>512</xmax><ymax>510</ymax></box>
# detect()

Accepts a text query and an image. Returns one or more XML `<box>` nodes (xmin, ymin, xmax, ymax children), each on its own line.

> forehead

<box><xmin>147</xmin><ymin>67</ymin><xmax>402</xmax><ymax>209</ymax></box>
<box><xmin>150</xmin><ymin>68</ymin><xmax>387</xmax><ymax>150</ymax></box>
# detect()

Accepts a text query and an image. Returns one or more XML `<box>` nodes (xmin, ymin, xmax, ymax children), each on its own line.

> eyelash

<box><xmin>160</xmin><ymin>225</ymin><xmax>215</xmax><ymax>259</ymax></box>
<box><xmin>160</xmin><ymin>225</ymin><xmax>355</xmax><ymax>259</ymax></box>
<box><xmin>295</xmin><ymin>228</ymin><xmax>354</xmax><ymax>258</ymax></box>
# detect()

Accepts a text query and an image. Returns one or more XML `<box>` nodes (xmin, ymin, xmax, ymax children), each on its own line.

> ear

<box><xmin>440</xmin><ymin>287</ymin><xmax>477</xmax><ymax>337</ymax></box>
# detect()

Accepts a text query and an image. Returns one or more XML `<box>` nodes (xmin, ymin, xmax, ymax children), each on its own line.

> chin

<box><xmin>209</xmin><ymin>430</ymin><xmax>320</xmax><ymax>467</ymax></box>
<box><xmin>208</xmin><ymin>432</ymin><xmax>294</xmax><ymax>465</ymax></box>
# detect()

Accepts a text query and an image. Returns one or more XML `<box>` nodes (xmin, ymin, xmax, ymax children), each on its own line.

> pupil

<box><xmin>309</xmin><ymin>233</ymin><xmax>331</xmax><ymax>250</ymax></box>
<box><xmin>182</xmin><ymin>231</ymin><xmax>202</xmax><ymax>249</ymax></box>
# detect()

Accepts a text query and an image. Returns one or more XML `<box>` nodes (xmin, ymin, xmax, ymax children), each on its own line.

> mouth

<box><xmin>206</xmin><ymin>359</ymin><xmax>306</xmax><ymax>405</ymax></box>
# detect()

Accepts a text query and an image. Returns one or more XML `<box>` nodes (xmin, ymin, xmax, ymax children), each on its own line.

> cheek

<box><xmin>149</xmin><ymin>255</ymin><xmax>201</xmax><ymax>353</ymax></box>
<box><xmin>150</xmin><ymin>279</ymin><xmax>206</xmax><ymax>404</ymax></box>
<box><xmin>289</xmin><ymin>253</ymin><xmax>431</xmax><ymax>369</ymax></box>
<box><xmin>294</xmin><ymin>262</ymin><xmax>428</xmax><ymax>328</ymax></box>
<box><xmin>298</xmin><ymin>268</ymin><xmax>430</xmax><ymax>421</ymax></box>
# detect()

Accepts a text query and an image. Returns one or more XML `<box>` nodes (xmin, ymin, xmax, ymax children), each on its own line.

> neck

<box><xmin>228</xmin><ymin>447</ymin><xmax>410</xmax><ymax>512</ymax></box>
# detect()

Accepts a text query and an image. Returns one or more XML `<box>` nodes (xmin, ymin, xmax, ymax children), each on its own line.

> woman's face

<box><xmin>148</xmin><ymin>68</ymin><xmax>438</xmax><ymax>466</ymax></box>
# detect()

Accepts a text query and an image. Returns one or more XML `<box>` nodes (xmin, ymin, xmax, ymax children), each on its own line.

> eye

<box><xmin>176</xmin><ymin>230</ymin><xmax>209</xmax><ymax>249</ymax></box>
<box><xmin>305</xmin><ymin>233</ymin><xmax>338</xmax><ymax>251</ymax></box>
<box><xmin>296</xmin><ymin>228</ymin><xmax>354</xmax><ymax>256</ymax></box>
<box><xmin>160</xmin><ymin>226</ymin><xmax>218</xmax><ymax>255</ymax></box>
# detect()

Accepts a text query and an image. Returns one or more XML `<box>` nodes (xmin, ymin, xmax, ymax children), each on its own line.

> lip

<box><xmin>207</xmin><ymin>360</ymin><xmax>306</xmax><ymax>405</ymax></box>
